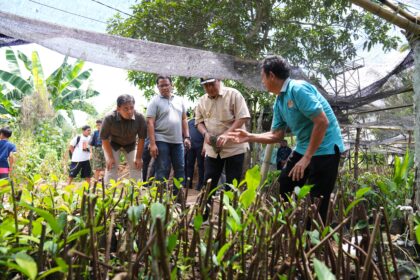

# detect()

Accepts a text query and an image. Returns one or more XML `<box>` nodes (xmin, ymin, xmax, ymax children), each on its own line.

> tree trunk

<box><xmin>413</xmin><ymin>39</ymin><xmax>420</xmax><ymax>209</ymax></box>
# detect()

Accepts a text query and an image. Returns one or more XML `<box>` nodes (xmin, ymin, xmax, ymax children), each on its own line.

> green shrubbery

<box><xmin>13</xmin><ymin>122</ymin><xmax>70</xmax><ymax>184</ymax></box>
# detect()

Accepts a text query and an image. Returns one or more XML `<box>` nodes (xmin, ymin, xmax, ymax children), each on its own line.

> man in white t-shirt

<box><xmin>68</xmin><ymin>125</ymin><xmax>92</xmax><ymax>185</ymax></box>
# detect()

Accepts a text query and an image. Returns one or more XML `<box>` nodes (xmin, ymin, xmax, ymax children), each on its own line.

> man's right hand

<box><xmin>204</xmin><ymin>132</ymin><xmax>211</xmax><ymax>145</ymax></box>
<box><xmin>106</xmin><ymin>156</ymin><xmax>116</xmax><ymax>171</ymax></box>
<box><xmin>228</xmin><ymin>129</ymin><xmax>251</xmax><ymax>143</ymax></box>
<box><xmin>150</xmin><ymin>143</ymin><xmax>159</xmax><ymax>159</ymax></box>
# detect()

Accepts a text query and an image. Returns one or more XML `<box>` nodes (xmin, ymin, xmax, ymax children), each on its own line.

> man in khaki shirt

<box><xmin>195</xmin><ymin>78</ymin><xmax>250</xmax><ymax>218</ymax></box>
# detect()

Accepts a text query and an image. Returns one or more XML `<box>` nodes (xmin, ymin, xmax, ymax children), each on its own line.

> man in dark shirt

<box><xmin>100</xmin><ymin>94</ymin><xmax>147</xmax><ymax>185</ymax></box>
<box><xmin>276</xmin><ymin>139</ymin><xmax>292</xmax><ymax>170</ymax></box>
<box><xmin>185</xmin><ymin>114</ymin><xmax>205</xmax><ymax>190</ymax></box>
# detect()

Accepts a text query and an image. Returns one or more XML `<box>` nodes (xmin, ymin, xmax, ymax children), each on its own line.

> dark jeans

<box><xmin>279</xmin><ymin>145</ymin><xmax>340</xmax><ymax>223</ymax></box>
<box><xmin>185</xmin><ymin>145</ymin><xmax>205</xmax><ymax>190</ymax></box>
<box><xmin>155</xmin><ymin>142</ymin><xmax>185</xmax><ymax>193</ymax></box>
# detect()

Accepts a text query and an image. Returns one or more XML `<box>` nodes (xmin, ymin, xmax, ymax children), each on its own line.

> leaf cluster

<box><xmin>108</xmin><ymin>0</ymin><xmax>401</xmax><ymax>99</ymax></box>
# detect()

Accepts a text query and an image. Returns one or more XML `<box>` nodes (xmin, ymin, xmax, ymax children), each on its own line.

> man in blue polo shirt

<box><xmin>231</xmin><ymin>55</ymin><xmax>344</xmax><ymax>222</ymax></box>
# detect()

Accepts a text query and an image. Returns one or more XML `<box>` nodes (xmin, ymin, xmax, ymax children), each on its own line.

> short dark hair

<box><xmin>96</xmin><ymin>119</ymin><xmax>102</xmax><ymax>124</ymax></box>
<box><xmin>261</xmin><ymin>55</ymin><xmax>290</xmax><ymax>80</ymax></box>
<box><xmin>156</xmin><ymin>75</ymin><xmax>172</xmax><ymax>85</ymax></box>
<box><xmin>0</xmin><ymin>127</ymin><xmax>12</xmax><ymax>138</ymax></box>
<box><xmin>117</xmin><ymin>94</ymin><xmax>135</xmax><ymax>107</ymax></box>
<box><xmin>82</xmin><ymin>125</ymin><xmax>91</xmax><ymax>131</ymax></box>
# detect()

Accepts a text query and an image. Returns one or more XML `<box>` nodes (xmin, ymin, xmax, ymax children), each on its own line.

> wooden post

<box><xmin>260</xmin><ymin>144</ymin><xmax>274</xmax><ymax>185</ymax></box>
<box><xmin>412</xmin><ymin>39</ymin><xmax>420</xmax><ymax>209</ymax></box>
<box><xmin>408</xmin><ymin>130</ymin><xmax>412</xmax><ymax>146</ymax></box>
<box><xmin>354</xmin><ymin>128</ymin><xmax>362</xmax><ymax>180</ymax></box>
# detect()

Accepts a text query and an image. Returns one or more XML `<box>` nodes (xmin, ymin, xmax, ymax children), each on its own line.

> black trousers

<box><xmin>279</xmin><ymin>145</ymin><xmax>340</xmax><ymax>223</ymax></box>
<box><xmin>204</xmin><ymin>153</ymin><xmax>244</xmax><ymax>191</ymax></box>
<box><xmin>203</xmin><ymin>153</ymin><xmax>245</xmax><ymax>219</ymax></box>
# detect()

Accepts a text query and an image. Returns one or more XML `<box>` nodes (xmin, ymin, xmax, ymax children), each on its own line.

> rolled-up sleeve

<box><xmin>146</xmin><ymin>98</ymin><xmax>157</xmax><ymax>118</ymax></box>
<box><xmin>137</xmin><ymin>114</ymin><xmax>147</xmax><ymax>139</ymax></box>
<box><xmin>195</xmin><ymin>101</ymin><xmax>204</xmax><ymax>126</ymax></box>
<box><xmin>233</xmin><ymin>91</ymin><xmax>250</xmax><ymax>119</ymax></box>
<box><xmin>100</xmin><ymin>115</ymin><xmax>112</xmax><ymax>140</ymax></box>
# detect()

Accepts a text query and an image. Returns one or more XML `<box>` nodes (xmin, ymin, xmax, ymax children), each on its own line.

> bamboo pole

<box><xmin>350</xmin><ymin>0</ymin><xmax>420</xmax><ymax>35</ymax></box>
<box><xmin>381</xmin><ymin>0</ymin><xmax>419</xmax><ymax>24</ymax></box>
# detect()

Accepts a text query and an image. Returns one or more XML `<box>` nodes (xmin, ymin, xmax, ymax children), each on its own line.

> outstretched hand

<box><xmin>216</xmin><ymin>134</ymin><xmax>229</xmax><ymax>147</ymax></box>
<box><xmin>227</xmin><ymin>129</ymin><xmax>251</xmax><ymax>144</ymax></box>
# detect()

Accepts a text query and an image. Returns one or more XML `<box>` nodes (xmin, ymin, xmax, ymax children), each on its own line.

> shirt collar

<box><xmin>116</xmin><ymin>111</ymin><xmax>136</xmax><ymax>121</ymax></box>
<box><xmin>207</xmin><ymin>85</ymin><xmax>225</xmax><ymax>99</ymax></box>
<box><xmin>280</xmin><ymin>78</ymin><xmax>291</xmax><ymax>94</ymax></box>
<box><xmin>159</xmin><ymin>93</ymin><xmax>174</xmax><ymax>100</ymax></box>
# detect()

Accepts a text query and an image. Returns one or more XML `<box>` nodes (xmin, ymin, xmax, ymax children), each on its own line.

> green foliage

<box><xmin>108</xmin><ymin>0</ymin><xmax>401</xmax><ymax>97</ymax></box>
<box><xmin>373</xmin><ymin>151</ymin><xmax>414</xmax><ymax>220</ymax></box>
<box><xmin>0</xmin><ymin>49</ymin><xmax>100</xmax><ymax>128</ymax></box>
<box><xmin>13</xmin><ymin>252</ymin><xmax>38</xmax><ymax>280</ymax></box>
<box><xmin>313</xmin><ymin>258</ymin><xmax>336</xmax><ymax>280</ymax></box>
<box><xmin>0</xmin><ymin>143</ymin><xmax>418</xmax><ymax>278</ymax></box>
<box><xmin>13</xmin><ymin>123</ymin><xmax>69</xmax><ymax>184</ymax></box>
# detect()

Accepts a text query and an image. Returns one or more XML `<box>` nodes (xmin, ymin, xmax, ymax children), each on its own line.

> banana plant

<box><xmin>0</xmin><ymin>49</ymin><xmax>100</xmax><ymax>125</ymax></box>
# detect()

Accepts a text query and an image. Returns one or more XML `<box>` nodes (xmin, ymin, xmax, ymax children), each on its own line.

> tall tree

<box><xmin>108</xmin><ymin>0</ymin><xmax>400</xmax><ymax>93</ymax></box>
<box><xmin>108</xmin><ymin>0</ymin><xmax>402</xmax><ymax>168</ymax></box>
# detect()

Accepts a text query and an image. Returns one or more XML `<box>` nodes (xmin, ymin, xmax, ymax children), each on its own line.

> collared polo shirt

<box><xmin>272</xmin><ymin>79</ymin><xmax>344</xmax><ymax>156</ymax></box>
<box><xmin>146</xmin><ymin>94</ymin><xmax>186</xmax><ymax>144</ymax></box>
<box><xmin>195</xmin><ymin>85</ymin><xmax>250</xmax><ymax>159</ymax></box>
<box><xmin>100</xmin><ymin>110</ymin><xmax>147</xmax><ymax>152</ymax></box>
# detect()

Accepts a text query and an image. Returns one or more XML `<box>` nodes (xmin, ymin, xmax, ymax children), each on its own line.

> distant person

<box><xmin>195</xmin><ymin>78</ymin><xmax>250</xmax><ymax>220</ymax></box>
<box><xmin>100</xmin><ymin>94</ymin><xmax>147</xmax><ymax>185</ymax></box>
<box><xmin>89</xmin><ymin>119</ymin><xmax>106</xmax><ymax>182</ymax></box>
<box><xmin>276</xmin><ymin>139</ymin><xmax>292</xmax><ymax>170</ymax></box>
<box><xmin>0</xmin><ymin>127</ymin><xmax>16</xmax><ymax>179</ymax></box>
<box><xmin>146</xmin><ymin>76</ymin><xmax>191</xmax><ymax>193</ymax></box>
<box><xmin>142</xmin><ymin>138</ymin><xmax>156</xmax><ymax>183</ymax></box>
<box><xmin>230</xmin><ymin>55</ymin><xmax>344</xmax><ymax>222</ymax></box>
<box><xmin>68</xmin><ymin>125</ymin><xmax>92</xmax><ymax>185</ymax></box>
<box><xmin>185</xmin><ymin>111</ymin><xmax>205</xmax><ymax>190</ymax></box>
